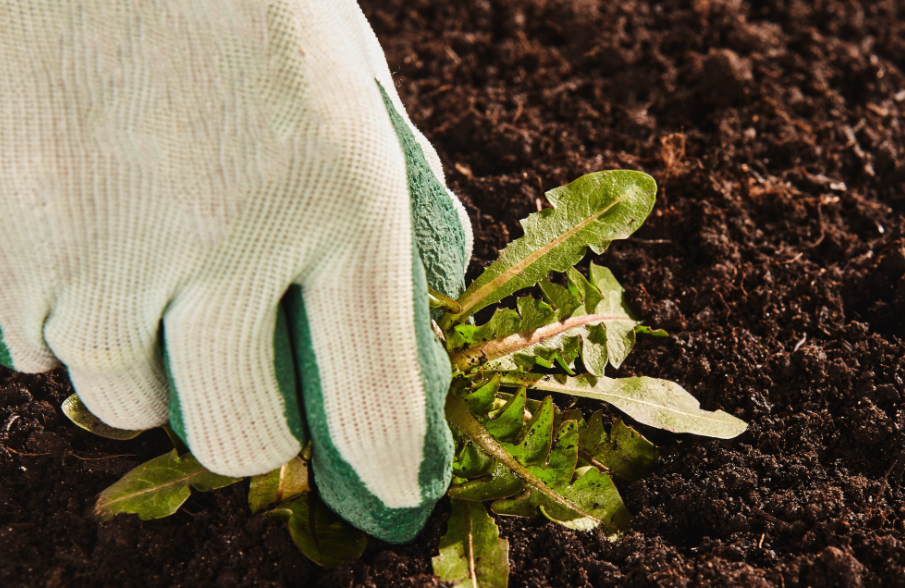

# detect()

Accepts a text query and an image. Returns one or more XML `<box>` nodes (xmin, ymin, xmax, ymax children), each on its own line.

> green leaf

<box><xmin>248</xmin><ymin>456</ymin><xmax>310</xmax><ymax>514</ymax></box>
<box><xmin>61</xmin><ymin>394</ymin><xmax>144</xmax><ymax>440</ymax></box>
<box><xmin>429</xmin><ymin>285</ymin><xmax>463</xmax><ymax>314</ymax></box>
<box><xmin>635</xmin><ymin>325</ymin><xmax>669</xmax><ymax>337</ymax></box>
<box><xmin>92</xmin><ymin>450</ymin><xmax>241</xmax><ymax>521</ymax></box>
<box><xmin>578</xmin><ymin>413</ymin><xmax>660</xmax><ymax>483</ymax></box>
<box><xmin>449</xmin><ymin>461</ymin><xmax>526</xmax><ymax>502</ymax></box>
<box><xmin>452</xmin><ymin>377</ymin><xmax>505</xmax><ymax>480</ymax></box>
<box><xmin>578</xmin><ymin>265</ymin><xmax>638</xmax><ymax>370</ymax></box>
<box><xmin>439</xmin><ymin>170</ymin><xmax>657</xmax><ymax>329</ymax></box>
<box><xmin>449</xmin><ymin>302</ymin><xmax>613</xmax><ymax>374</ymax></box>
<box><xmin>462</xmin><ymin>374</ymin><xmax>501</xmax><ymax>415</ymax></box>
<box><xmin>537</xmin><ymin>466</ymin><xmax>630</xmax><ymax>537</ymax></box>
<box><xmin>452</xmin><ymin>428</ymin><xmax>497</xmax><ymax>480</ymax></box>
<box><xmin>446</xmin><ymin>393</ymin><xmax>630</xmax><ymax>536</ymax></box>
<box><xmin>267</xmin><ymin>493</ymin><xmax>367</xmax><ymax>568</ymax></box>
<box><xmin>499</xmin><ymin>372</ymin><xmax>748</xmax><ymax>439</ymax></box>
<box><xmin>447</xmin><ymin>297</ymin><xmax>556</xmax><ymax>358</ymax></box>
<box><xmin>539</xmin><ymin>279</ymin><xmax>582</xmax><ymax>320</ymax></box>
<box><xmin>491</xmin><ymin>421</ymin><xmax>631</xmax><ymax>535</ymax></box>
<box><xmin>501</xmin><ymin>396</ymin><xmax>555</xmax><ymax>466</ymax></box>
<box><xmin>484</xmin><ymin>386</ymin><xmax>527</xmax><ymax>442</ymax></box>
<box><xmin>449</xmin><ymin>264</ymin><xmax>658</xmax><ymax>377</ymax></box>
<box><xmin>432</xmin><ymin>499</ymin><xmax>510</xmax><ymax>588</ymax></box>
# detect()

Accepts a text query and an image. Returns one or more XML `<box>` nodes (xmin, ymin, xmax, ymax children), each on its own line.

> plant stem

<box><xmin>449</xmin><ymin>314</ymin><xmax>631</xmax><ymax>370</ymax></box>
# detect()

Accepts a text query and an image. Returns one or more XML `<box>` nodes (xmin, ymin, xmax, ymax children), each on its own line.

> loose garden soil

<box><xmin>3</xmin><ymin>1</ymin><xmax>905</xmax><ymax>586</ymax></box>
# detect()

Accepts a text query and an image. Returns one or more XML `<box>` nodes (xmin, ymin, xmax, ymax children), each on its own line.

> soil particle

<box><xmin>3</xmin><ymin>0</ymin><xmax>905</xmax><ymax>586</ymax></box>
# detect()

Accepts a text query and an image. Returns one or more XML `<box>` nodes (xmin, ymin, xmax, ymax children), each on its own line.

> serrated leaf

<box><xmin>446</xmin><ymin>393</ymin><xmax>630</xmax><ymax>535</ymax></box>
<box><xmin>450</xmin><ymin>264</ymin><xmax>657</xmax><ymax>377</ymax></box>
<box><xmin>450</xmin><ymin>304</ymin><xmax>624</xmax><ymax>374</ymax></box>
<box><xmin>538</xmin><ymin>466</ymin><xmax>630</xmax><ymax>536</ymax></box>
<box><xmin>562</xmin><ymin>263</ymin><xmax>640</xmax><ymax>373</ymax></box>
<box><xmin>579</xmin><ymin>324</ymin><xmax>609</xmax><ymax>376</ymax></box>
<box><xmin>452</xmin><ymin>377</ymin><xmax>507</xmax><ymax>480</ymax></box>
<box><xmin>500</xmin><ymin>396</ymin><xmax>555</xmax><ymax>466</ymax></box>
<box><xmin>579</xmin><ymin>413</ymin><xmax>659</xmax><ymax>483</ymax></box>
<box><xmin>439</xmin><ymin>171</ymin><xmax>656</xmax><ymax>329</ymax></box>
<box><xmin>484</xmin><ymin>387</ymin><xmax>527</xmax><ymax>441</ymax></box>
<box><xmin>491</xmin><ymin>421</ymin><xmax>631</xmax><ymax>535</ymax></box>
<box><xmin>248</xmin><ymin>456</ymin><xmax>310</xmax><ymax>514</ymax></box>
<box><xmin>499</xmin><ymin>372</ymin><xmax>748</xmax><ymax>439</ymax></box>
<box><xmin>62</xmin><ymin>394</ymin><xmax>144</xmax><ymax>440</ymax></box>
<box><xmin>566</xmin><ymin>267</ymin><xmax>604</xmax><ymax>314</ymax></box>
<box><xmin>539</xmin><ymin>279</ymin><xmax>582</xmax><ymax>320</ymax></box>
<box><xmin>585</xmin><ymin>264</ymin><xmax>638</xmax><ymax>370</ymax></box>
<box><xmin>433</xmin><ymin>499</ymin><xmax>510</xmax><ymax>588</ymax></box>
<box><xmin>453</xmin><ymin>438</ymin><xmax>498</xmax><ymax>480</ymax></box>
<box><xmin>267</xmin><ymin>493</ymin><xmax>366</xmax><ymax>568</ymax></box>
<box><xmin>467</xmin><ymin>374</ymin><xmax>501</xmax><ymax>414</ymax></box>
<box><xmin>92</xmin><ymin>450</ymin><xmax>241</xmax><ymax>521</ymax></box>
<box><xmin>449</xmin><ymin>460</ymin><xmax>526</xmax><ymax>502</ymax></box>
<box><xmin>447</xmin><ymin>297</ymin><xmax>556</xmax><ymax>357</ymax></box>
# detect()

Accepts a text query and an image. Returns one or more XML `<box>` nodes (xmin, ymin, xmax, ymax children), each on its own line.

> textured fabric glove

<box><xmin>0</xmin><ymin>0</ymin><xmax>472</xmax><ymax>543</ymax></box>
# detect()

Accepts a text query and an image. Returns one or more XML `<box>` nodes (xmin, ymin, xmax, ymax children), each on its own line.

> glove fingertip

<box><xmin>161</xmin><ymin>298</ymin><xmax>306</xmax><ymax>477</ymax></box>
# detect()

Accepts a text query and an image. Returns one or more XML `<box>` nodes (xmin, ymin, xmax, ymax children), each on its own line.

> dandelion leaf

<box><xmin>433</xmin><ymin>499</ymin><xmax>510</xmax><ymax>588</ymax></box>
<box><xmin>440</xmin><ymin>170</ymin><xmax>657</xmax><ymax>328</ymax></box>
<box><xmin>249</xmin><ymin>456</ymin><xmax>310</xmax><ymax>514</ymax></box>
<box><xmin>92</xmin><ymin>450</ymin><xmax>241</xmax><ymax>521</ymax></box>
<box><xmin>267</xmin><ymin>493</ymin><xmax>366</xmax><ymax>568</ymax></box>
<box><xmin>62</xmin><ymin>394</ymin><xmax>144</xmax><ymax>440</ymax></box>
<box><xmin>578</xmin><ymin>413</ymin><xmax>660</xmax><ymax>483</ymax></box>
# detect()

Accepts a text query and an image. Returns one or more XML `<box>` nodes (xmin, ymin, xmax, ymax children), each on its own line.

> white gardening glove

<box><xmin>0</xmin><ymin>0</ymin><xmax>472</xmax><ymax>544</ymax></box>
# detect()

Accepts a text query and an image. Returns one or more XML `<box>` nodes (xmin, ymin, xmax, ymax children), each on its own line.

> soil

<box><xmin>3</xmin><ymin>1</ymin><xmax>905</xmax><ymax>586</ymax></box>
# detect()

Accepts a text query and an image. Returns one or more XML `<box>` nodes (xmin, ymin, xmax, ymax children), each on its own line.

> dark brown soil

<box><xmin>3</xmin><ymin>1</ymin><xmax>905</xmax><ymax>586</ymax></box>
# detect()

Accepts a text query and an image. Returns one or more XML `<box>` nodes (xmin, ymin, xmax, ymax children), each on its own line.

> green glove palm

<box><xmin>0</xmin><ymin>0</ymin><xmax>471</xmax><ymax>543</ymax></box>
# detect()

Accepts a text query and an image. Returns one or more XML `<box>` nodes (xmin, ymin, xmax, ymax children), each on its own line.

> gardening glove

<box><xmin>0</xmin><ymin>0</ymin><xmax>472</xmax><ymax>544</ymax></box>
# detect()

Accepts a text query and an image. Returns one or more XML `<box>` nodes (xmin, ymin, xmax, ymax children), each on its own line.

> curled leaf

<box><xmin>267</xmin><ymin>493</ymin><xmax>366</xmax><ymax>568</ymax></box>
<box><xmin>92</xmin><ymin>450</ymin><xmax>241</xmax><ymax>521</ymax></box>
<box><xmin>62</xmin><ymin>394</ymin><xmax>144</xmax><ymax>440</ymax></box>
<box><xmin>433</xmin><ymin>499</ymin><xmax>510</xmax><ymax>588</ymax></box>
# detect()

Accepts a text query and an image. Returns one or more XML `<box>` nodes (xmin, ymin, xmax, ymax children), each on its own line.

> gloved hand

<box><xmin>0</xmin><ymin>0</ymin><xmax>472</xmax><ymax>544</ymax></box>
